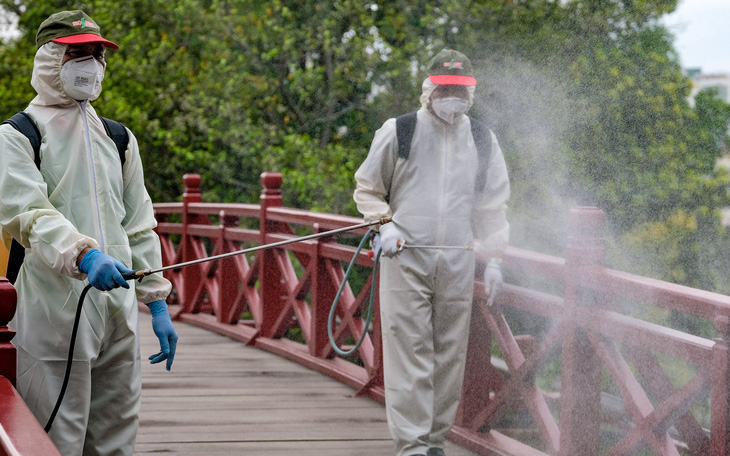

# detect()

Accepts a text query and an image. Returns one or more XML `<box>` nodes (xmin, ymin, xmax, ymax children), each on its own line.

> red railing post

<box><xmin>370</xmin><ymin>290</ymin><xmax>384</xmax><ymax>386</ymax></box>
<box><xmin>455</xmin><ymin>300</ymin><xmax>495</xmax><ymax>428</ymax></box>
<box><xmin>711</xmin><ymin>316</ymin><xmax>730</xmax><ymax>456</ymax></box>
<box><xmin>179</xmin><ymin>174</ymin><xmax>202</xmax><ymax>314</ymax></box>
<box><xmin>218</xmin><ymin>211</ymin><xmax>240</xmax><ymax>324</ymax></box>
<box><xmin>558</xmin><ymin>207</ymin><xmax>605</xmax><ymax>456</ymax></box>
<box><xmin>311</xmin><ymin>224</ymin><xmax>337</xmax><ymax>357</ymax></box>
<box><xmin>259</xmin><ymin>172</ymin><xmax>283</xmax><ymax>338</ymax></box>
<box><xmin>0</xmin><ymin>278</ymin><xmax>17</xmax><ymax>387</ymax></box>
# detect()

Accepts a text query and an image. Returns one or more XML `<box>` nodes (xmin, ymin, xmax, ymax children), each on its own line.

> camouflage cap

<box><xmin>36</xmin><ymin>10</ymin><xmax>119</xmax><ymax>49</ymax></box>
<box><xmin>427</xmin><ymin>49</ymin><xmax>476</xmax><ymax>86</ymax></box>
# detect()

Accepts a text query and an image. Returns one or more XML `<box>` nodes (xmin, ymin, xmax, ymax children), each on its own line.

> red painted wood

<box><xmin>629</xmin><ymin>347</ymin><xmax>710</xmax><ymax>454</ymax></box>
<box><xmin>311</xmin><ymin>231</ymin><xmax>336</xmax><ymax>357</ymax></box>
<box><xmin>711</xmin><ymin>336</ymin><xmax>730</xmax><ymax>456</ymax></box>
<box><xmin>559</xmin><ymin>208</ymin><xmax>604</xmax><ymax>456</ymax></box>
<box><xmin>22</xmin><ymin>176</ymin><xmax>721</xmax><ymax>456</ymax></box>
<box><xmin>180</xmin><ymin>174</ymin><xmax>204</xmax><ymax>315</ymax></box>
<box><xmin>148</xmin><ymin>180</ymin><xmax>730</xmax><ymax>455</ymax></box>
<box><xmin>0</xmin><ymin>279</ymin><xmax>16</xmax><ymax>387</ymax></box>
<box><xmin>219</xmin><ymin>212</ymin><xmax>244</xmax><ymax>324</ymax></box>
<box><xmin>367</xmin><ymin>288</ymin><xmax>383</xmax><ymax>383</ymax></box>
<box><xmin>455</xmin><ymin>307</ymin><xmax>494</xmax><ymax>429</ymax></box>
<box><xmin>0</xmin><ymin>377</ymin><xmax>61</xmax><ymax>456</ymax></box>
<box><xmin>258</xmin><ymin>172</ymin><xmax>286</xmax><ymax>339</ymax></box>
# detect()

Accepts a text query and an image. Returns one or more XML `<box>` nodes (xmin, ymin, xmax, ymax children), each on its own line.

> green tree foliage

<box><xmin>0</xmin><ymin>0</ymin><xmax>729</xmax><ymax>292</ymax></box>
<box><xmin>692</xmin><ymin>87</ymin><xmax>730</xmax><ymax>173</ymax></box>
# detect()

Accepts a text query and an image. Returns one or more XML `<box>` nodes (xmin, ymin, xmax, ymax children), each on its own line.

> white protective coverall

<box><xmin>0</xmin><ymin>42</ymin><xmax>171</xmax><ymax>456</ymax></box>
<box><xmin>354</xmin><ymin>78</ymin><xmax>510</xmax><ymax>456</ymax></box>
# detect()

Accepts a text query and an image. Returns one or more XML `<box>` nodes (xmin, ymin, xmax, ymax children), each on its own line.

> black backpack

<box><xmin>1</xmin><ymin>111</ymin><xmax>129</xmax><ymax>284</ymax></box>
<box><xmin>391</xmin><ymin>111</ymin><xmax>492</xmax><ymax>199</ymax></box>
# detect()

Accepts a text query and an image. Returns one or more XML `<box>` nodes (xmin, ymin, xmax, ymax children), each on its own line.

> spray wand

<box><xmin>367</xmin><ymin>240</ymin><xmax>473</xmax><ymax>258</ymax></box>
<box><xmin>122</xmin><ymin>217</ymin><xmax>392</xmax><ymax>281</ymax></box>
<box><xmin>46</xmin><ymin>216</ymin><xmax>391</xmax><ymax>433</ymax></box>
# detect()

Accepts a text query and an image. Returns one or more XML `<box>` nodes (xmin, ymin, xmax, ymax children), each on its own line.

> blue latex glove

<box><xmin>147</xmin><ymin>300</ymin><xmax>178</xmax><ymax>371</ymax></box>
<box><xmin>79</xmin><ymin>249</ymin><xmax>132</xmax><ymax>291</ymax></box>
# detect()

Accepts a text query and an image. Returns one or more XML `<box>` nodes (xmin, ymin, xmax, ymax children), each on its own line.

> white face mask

<box><xmin>431</xmin><ymin>97</ymin><xmax>469</xmax><ymax>124</ymax></box>
<box><xmin>60</xmin><ymin>56</ymin><xmax>105</xmax><ymax>101</ymax></box>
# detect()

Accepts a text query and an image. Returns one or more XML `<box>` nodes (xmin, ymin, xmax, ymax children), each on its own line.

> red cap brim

<box><xmin>52</xmin><ymin>33</ymin><xmax>119</xmax><ymax>50</ymax></box>
<box><xmin>429</xmin><ymin>74</ymin><xmax>476</xmax><ymax>86</ymax></box>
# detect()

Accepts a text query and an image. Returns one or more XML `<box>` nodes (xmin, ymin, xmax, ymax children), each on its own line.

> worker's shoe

<box><xmin>427</xmin><ymin>448</ymin><xmax>446</xmax><ymax>456</ymax></box>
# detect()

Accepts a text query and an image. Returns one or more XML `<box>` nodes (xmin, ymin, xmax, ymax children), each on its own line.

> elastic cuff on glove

<box><xmin>146</xmin><ymin>300</ymin><xmax>168</xmax><ymax>317</ymax></box>
<box><xmin>78</xmin><ymin>248</ymin><xmax>101</xmax><ymax>274</ymax></box>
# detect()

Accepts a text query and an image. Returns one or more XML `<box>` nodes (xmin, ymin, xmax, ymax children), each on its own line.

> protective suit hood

<box><xmin>31</xmin><ymin>41</ymin><xmax>101</xmax><ymax>107</ymax></box>
<box><xmin>1</xmin><ymin>42</ymin><xmax>171</xmax><ymax>362</ymax></box>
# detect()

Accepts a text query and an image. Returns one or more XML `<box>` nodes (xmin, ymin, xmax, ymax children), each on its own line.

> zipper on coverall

<box><xmin>80</xmin><ymin>101</ymin><xmax>106</xmax><ymax>253</ymax></box>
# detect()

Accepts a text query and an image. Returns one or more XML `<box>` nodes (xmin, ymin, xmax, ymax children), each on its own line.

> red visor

<box><xmin>429</xmin><ymin>74</ymin><xmax>477</xmax><ymax>86</ymax></box>
<box><xmin>52</xmin><ymin>33</ymin><xmax>119</xmax><ymax>50</ymax></box>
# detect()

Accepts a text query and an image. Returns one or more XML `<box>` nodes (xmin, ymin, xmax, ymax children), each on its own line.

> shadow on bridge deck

<box><xmin>135</xmin><ymin>309</ymin><xmax>479</xmax><ymax>456</ymax></box>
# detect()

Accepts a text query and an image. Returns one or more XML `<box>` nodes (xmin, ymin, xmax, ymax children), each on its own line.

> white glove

<box><xmin>484</xmin><ymin>258</ymin><xmax>503</xmax><ymax>306</ymax></box>
<box><xmin>379</xmin><ymin>223</ymin><xmax>405</xmax><ymax>258</ymax></box>
<box><xmin>370</xmin><ymin>233</ymin><xmax>381</xmax><ymax>257</ymax></box>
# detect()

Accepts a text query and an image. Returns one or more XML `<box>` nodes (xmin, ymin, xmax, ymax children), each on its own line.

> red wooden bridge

<box><xmin>2</xmin><ymin>172</ymin><xmax>730</xmax><ymax>455</ymax></box>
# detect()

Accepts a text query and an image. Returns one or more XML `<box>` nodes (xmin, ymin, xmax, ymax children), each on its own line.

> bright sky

<box><xmin>663</xmin><ymin>0</ymin><xmax>730</xmax><ymax>74</ymax></box>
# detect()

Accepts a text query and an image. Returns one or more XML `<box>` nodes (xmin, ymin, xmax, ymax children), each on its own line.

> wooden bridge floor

<box><xmin>134</xmin><ymin>310</ymin><xmax>480</xmax><ymax>456</ymax></box>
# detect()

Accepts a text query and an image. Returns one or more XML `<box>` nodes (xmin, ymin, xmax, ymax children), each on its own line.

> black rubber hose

<box><xmin>44</xmin><ymin>283</ymin><xmax>93</xmax><ymax>433</ymax></box>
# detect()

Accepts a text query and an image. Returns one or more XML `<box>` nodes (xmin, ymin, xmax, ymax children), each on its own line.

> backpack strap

<box><xmin>0</xmin><ymin>114</ymin><xmax>129</xmax><ymax>284</ymax></box>
<box><xmin>395</xmin><ymin>111</ymin><xmax>418</xmax><ymax>160</ymax></box>
<box><xmin>2</xmin><ymin>113</ymin><xmax>129</xmax><ymax>167</ymax></box>
<box><xmin>470</xmin><ymin>118</ymin><xmax>493</xmax><ymax>192</ymax></box>
<box><xmin>1</xmin><ymin>112</ymin><xmax>41</xmax><ymax>284</ymax></box>
<box><xmin>393</xmin><ymin>111</ymin><xmax>493</xmax><ymax>192</ymax></box>
<box><xmin>2</xmin><ymin>112</ymin><xmax>42</xmax><ymax>169</ymax></box>
<box><xmin>5</xmin><ymin>240</ymin><xmax>24</xmax><ymax>285</ymax></box>
<box><xmin>100</xmin><ymin>117</ymin><xmax>129</xmax><ymax>166</ymax></box>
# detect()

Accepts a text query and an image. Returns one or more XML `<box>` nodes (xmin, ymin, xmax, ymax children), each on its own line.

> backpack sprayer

<box><xmin>45</xmin><ymin>217</ymin><xmax>390</xmax><ymax>432</ymax></box>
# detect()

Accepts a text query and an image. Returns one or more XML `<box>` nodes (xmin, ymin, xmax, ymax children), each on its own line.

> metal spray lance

<box><xmin>122</xmin><ymin>217</ymin><xmax>393</xmax><ymax>281</ymax></box>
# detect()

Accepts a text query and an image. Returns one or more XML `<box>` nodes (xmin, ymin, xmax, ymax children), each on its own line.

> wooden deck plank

<box><xmin>135</xmin><ymin>311</ymin><xmax>480</xmax><ymax>456</ymax></box>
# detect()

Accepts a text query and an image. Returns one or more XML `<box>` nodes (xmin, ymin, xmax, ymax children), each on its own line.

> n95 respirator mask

<box><xmin>431</xmin><ymin>97</ymin><xmax>469</xmax><ymax>124</ymax></box>
<box><xmin>60</xmin><ymin>56</ymin><xmax>105</xmax><ymax>101</ymax></box>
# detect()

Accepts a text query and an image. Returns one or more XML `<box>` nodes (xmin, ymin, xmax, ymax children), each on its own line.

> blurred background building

<box><xmin>686</xmin><ymin>68</ymin><xmax>730</xmax><ymax>105</ymax></box>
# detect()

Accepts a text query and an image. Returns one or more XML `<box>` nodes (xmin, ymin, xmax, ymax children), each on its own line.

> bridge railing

<box><xmin>154</xmin><ymin>173</ymin><xmax>730</xmax><ymax>456</ymax></box>
<box><xmin>155</xmin><ymin>172</ymin><xmax>383</xmax><ymax>388</ymax></box>
<box><xmin>0</xmin><ymin>279</ymin><xmax>62</xmax><ymax>456</ymax></box>
<box><xmin>459</xmin><ymin>207</ymin><xmax>730</xmax><ymax>456</ymax></box>
<box><xmin>3</xmin><ymin>171</ymin><xmax>730</xmax><ymax>456</ymax></box>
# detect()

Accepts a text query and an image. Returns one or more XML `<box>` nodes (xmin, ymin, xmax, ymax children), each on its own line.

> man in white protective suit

<box><xmin>0</xmin><ymin>10</ymin><xmax>177</xmax><ymax>456</ymax></box>
<box><xmin>354</xmin><ymin>49</ymin><xmax>510</xmax><ymax>456</ymax></box>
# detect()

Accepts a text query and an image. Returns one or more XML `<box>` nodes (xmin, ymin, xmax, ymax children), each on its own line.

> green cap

<box><xmin>427</xmin><ymin>49</ymin><xmax>476</xmax><ymax>86</ymax></box>
<box><xmin>36</xmin><ymin>10</ymin><xmax>119</xmax><ymax>50</ymax></box>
